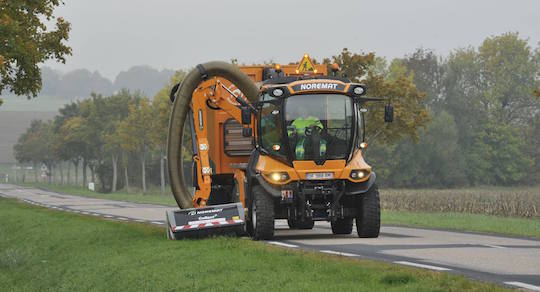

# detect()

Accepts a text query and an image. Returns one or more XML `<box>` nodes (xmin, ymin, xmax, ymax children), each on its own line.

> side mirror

<box><xmin>384</xmin><ymin>104</ymin><xmax>394</xmax><ymax>123</ymax></box>
<box><xmin>241</xmin><ymin>106</ymin><xmax>252</xmax><ymax>137</ymax></box>
<box><xmin>241</xmin><ymin>106</ymin><xmax>251</xmax><ymax>125</ymax></box>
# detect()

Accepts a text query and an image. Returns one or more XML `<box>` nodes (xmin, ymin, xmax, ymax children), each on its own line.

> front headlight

<box><xmin>265</xmin><ymin>172</ymin><xmax>290</xmax><ymax>183</ymax></box>
<box><xmin>350</xmin><ymin>169</ymin><xmax>370</xmax><ymax>180</ymax></box>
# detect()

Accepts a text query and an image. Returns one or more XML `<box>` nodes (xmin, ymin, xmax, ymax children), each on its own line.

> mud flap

<box><xmin>166</xmin><ymin>203</ymin><xmax>245</xmax><ymax>240</ymax></box>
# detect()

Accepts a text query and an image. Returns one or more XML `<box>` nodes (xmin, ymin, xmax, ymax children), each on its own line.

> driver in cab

<box><xmin>288</xmin><ymin>107</ymin><xmax>326</xmax><ymax>159</ymax></box>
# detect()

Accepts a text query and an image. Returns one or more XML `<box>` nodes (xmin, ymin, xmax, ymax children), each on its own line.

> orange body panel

<box><xmin>255</xmin><ymin>151</ymin><xmax>371</xmax><ymax>186</ymax></box>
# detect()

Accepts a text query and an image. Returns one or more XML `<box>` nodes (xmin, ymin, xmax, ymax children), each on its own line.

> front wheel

<box><xmin>248</xmin><ymin>185</ymin><xmax>275</xmax><ymax>240</ymax></box>
<box><xmin>355</xmin><ymin>184</ymin><xmax>380</xmax><ymax>238</ymax></box>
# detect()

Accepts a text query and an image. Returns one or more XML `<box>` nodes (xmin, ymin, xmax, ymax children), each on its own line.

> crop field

<box><xmin>381</xmin><ymin>187</ymin><xmax>540</xmax><ymax>218</ymax></box>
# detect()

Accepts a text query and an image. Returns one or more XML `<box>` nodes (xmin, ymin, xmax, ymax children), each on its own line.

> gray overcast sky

<box><xmin>44</xmin><ymin>0</ymin><xmax>540</xmax><ymax>79</ymax></box>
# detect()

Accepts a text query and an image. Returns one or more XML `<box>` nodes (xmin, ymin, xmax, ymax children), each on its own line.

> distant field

<box><xmin>0</xmin><ymin>112</ymin><xmax>57</xmax><ymax>163</ymax></box>
<box><xmin>0</xmin><ymin>198</ymin><xmax>506</xmax><ymax>291</ymax></box>
<box><xmin>0</xmin><ymin>95</ymin><xmax>74</xmax><ymax>112</ymax></box>
<box><xmin>0</xmin><ymin>95</ymin><xmax>80</xmax><ymax>163</ymax></box>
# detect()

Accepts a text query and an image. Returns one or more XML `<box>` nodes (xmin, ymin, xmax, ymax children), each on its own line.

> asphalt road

<box><xmin>1</xmin><ymin>184</ymin><xmax>539</xmax><ymax>291</ymax></box>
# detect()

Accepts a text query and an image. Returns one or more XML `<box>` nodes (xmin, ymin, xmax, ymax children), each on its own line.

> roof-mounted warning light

<box><xmin>274</xmin><ymin>64</ymin><xmax>281</xmax><ymax>73</ymax></box>
<box><xmin>331</xmin><ymin>63</ymin><xmax>339</xmax><ymax>76</ymax></box>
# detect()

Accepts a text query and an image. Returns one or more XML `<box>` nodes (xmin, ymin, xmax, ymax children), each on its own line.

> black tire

<box><xmin>288</xmin><ymin>217</ymin><xmax>314</xmax><ymax>230</ymax></box>
<box><xmin>248</xmin><ymin>185</ymin><xmax>275</xmax><ymax>240</ymax></box>
<box><xmin>331</xmin><ymin>218</ymin><xmax>353</xmax><ymax>234</ymax></box>
<box><xmin>287</xmin><ymin>218</ymin><xmax>296</xmax><ymax>229</ymax></box>
<box><xmin>355</xmin><ymin>184</ymin><xmax>380</xmax><ymax>238</ymax></box>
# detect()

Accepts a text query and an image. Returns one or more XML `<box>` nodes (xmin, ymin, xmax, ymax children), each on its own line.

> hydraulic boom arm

<box><xmin>190</xmin><ymin>78</ymin><xmax>255</xmax><ymax>207</ymax></box>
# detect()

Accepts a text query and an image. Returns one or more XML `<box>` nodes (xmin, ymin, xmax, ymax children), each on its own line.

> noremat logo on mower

<box><xmin>188</xmin><ymin>208</ymin><xmax>223</xmax><ymax>216</ymax></box>
<box><xmin>293</xmin><ymin>82</ymin><xmax>345</xmax><ymax>92</ymax></box>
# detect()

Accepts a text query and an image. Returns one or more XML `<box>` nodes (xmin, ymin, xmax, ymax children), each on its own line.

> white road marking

<box><xmin>394</xmin><ymin>261</ymin><xmax>451</xmax><ymax>271</ymax></box>
<box><xmin>267</xmin><ymin>241</ymin><xmax>298</xmax><ymax>248</ymax></box>
<box><xmin>504</xmin><ymin>281</ymin><xmax>540</xmax><ymax>291</ymax></box>
<box><xmin>134</xmin><ymin>219</ymin><xmax>145</xmax><ymax>223</ymax></box>
<box><xmin>104</xmin><ymin>215</ymin><xmax>113</xmax><ymax>218</ymax></box>
<box><xmin>320</xmin><ymin>250</ymin><xmax>360</xmax><ymax>257</ymax></box>
<box><xmin>116</xmin><ymin>217</ymin><xmax>128</xmax><ymax>221</ymax></box>
<box><xmin>91</xmin><ymin>213</ymin><xmax>101</xmax><ymax>216</ymax></box>
<box><xmin>151</xmin><ymin>221</ymin><xmax>164</xmax><ymax>225</ymax></box>
<box><xmin>482</xmin><ymin>244</ymin><xmax>506</xmax><ymax>249</ymax></box>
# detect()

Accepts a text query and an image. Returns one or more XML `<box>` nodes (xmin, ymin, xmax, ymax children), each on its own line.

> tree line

<box><xmin>13</xmin><ymin>32</ymin><xmax>539</xmax><ymax>191</ymax></box>
<box><xmin>36</xmin><ymin>66</ymin><xmax>175</xmax><ymax>99</ymax></box>
<box><xmin>356</xmin><ymin>32</ymin><xmax>539</xmax><ymax>187</ymax></box>
<box><xmin>13</xmin><ymin>71</ymin><xmax>187</xmax><ymax>193</ymax></box>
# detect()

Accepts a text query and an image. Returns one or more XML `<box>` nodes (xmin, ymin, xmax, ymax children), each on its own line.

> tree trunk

<box><xmin>59</xmin><ymin>162</ymin><xmax>64</xmax><ymax>185</ymax></box>
<box><xmin>112</xmin><ymin>154</ymin><xmax>118</xmax><ymax>192</ymax></box>
<box><xmin>73</xmin><ymin>160</ymin><xmax>79</xmax><ymax>186</ymax></box>
<box><xmin>48</xmin><ymin>163</ymin><xmax>55</xmax><ymax>184</ymax></box>
<box><xmin>90</xmin><ymin>164</ymin><xmax>95</xmax><ymax>183</ymax></box>
<box><xmin>67</xmin><ymin>162</ymin><xmax>71</xmax><ymax>185</ymax></box>
<box><xmin>141</xmin><ymin>151</ymin><xmax>147</xmax><ymax>194</ymax></box>
<box><xmin>124</xmin><ymin>163</ymin><xmax>129</xmax><ymax>194</ymax></box>
<box><xmin>82</xmin><ymin>159</ymin><xmax>87</xmax><ymax>187</ymax></box>
<box><xmin>33</xmin><ymin>162</ymin><xmax>37</xmax><ymax>182</ymax></box>
<box><xmin>123</xmin><ymin>152</ymin><xmax>130</xmax><ymax>193</ymax></box>
<box><xmin>160</xmin><ymin>149</ymin><xmax>165</xmax><ymax>195</ymax></box>
<box><xmin>48</xmin><ymin>163</ymin><xmax>53</xmax><ymax>184</ymax></box>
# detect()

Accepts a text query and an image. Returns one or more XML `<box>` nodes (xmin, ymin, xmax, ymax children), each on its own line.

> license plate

<box><xmin>306</xmin><ymin>172</ymin><xmax>334</xmax><ymax>180</ymax></box>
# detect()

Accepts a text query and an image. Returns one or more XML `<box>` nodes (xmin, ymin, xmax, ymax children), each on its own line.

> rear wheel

<box><xmin>331</xmin><ymin>218</ymin><xmax>353</xmax><ymax>234</ymax></box>
<box><xmin>355</xmin><ymin>184</ymin><xmax>380</xmax><ymax>238</ymax></box>
<box><xmin>248</xmin><ymin>185</ymin><xmax>275</xmax><ymax>240</ymax></box>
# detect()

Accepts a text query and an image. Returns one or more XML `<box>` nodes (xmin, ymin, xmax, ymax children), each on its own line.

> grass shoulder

<box><xmin>0</xmin><ymin>198</ymin><xmax>507</xmax><ymax>291</ymax></box>
<box><xmin>383</xmin><ymin>210</ymin><xmax>540</xmax><ymax>239</ymax></box>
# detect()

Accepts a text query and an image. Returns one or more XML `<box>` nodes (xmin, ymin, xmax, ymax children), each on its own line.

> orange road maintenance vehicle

<box><xmin>166</xmin><ymin>54</ymin><xmax>394</xmax><ymax>240</ymax></box>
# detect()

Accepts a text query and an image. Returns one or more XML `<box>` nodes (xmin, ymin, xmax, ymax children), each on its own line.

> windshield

<box><xmin>285</xmin><ymin>94</ymin><xmax>354</xmax><ymax>161</ymax></box>
<box><xmin>259</xmin><ymin>94</ymin><xmax>287</xmax><ymax>158</ymax></box>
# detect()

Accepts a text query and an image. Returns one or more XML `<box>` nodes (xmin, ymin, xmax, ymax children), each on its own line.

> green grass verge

<box><xmin>19</xmin><ymin>182</ymin><xmax>177</xmax><ymax>206</ymax></box>
<box><xmin>0</xmin><ymin>198</ymin><xmax>506</xmax><ymax>291</ymax></box>
<box><xmin>382</xmin><ymin>210</ymin><xmax>540</xmax><ymax>239</ymax></box>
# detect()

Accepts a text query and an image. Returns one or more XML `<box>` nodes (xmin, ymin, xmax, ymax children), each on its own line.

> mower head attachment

<box><xmin>166</xmin><ymin>202</ymin><xmax>245</xmax><ymax>239</ymax></box>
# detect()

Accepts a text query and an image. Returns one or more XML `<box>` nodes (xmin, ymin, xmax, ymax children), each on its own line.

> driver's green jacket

<box><xmin>288</xmin><ymin>116</ymin><xmax>326</xmax><ymax>159</ymax></box>
<box><xmin>291</xmin><ymin>116</ymin><xmax>323</xmax><ymax>134</ymax></box>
